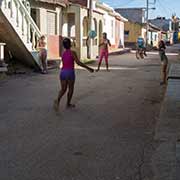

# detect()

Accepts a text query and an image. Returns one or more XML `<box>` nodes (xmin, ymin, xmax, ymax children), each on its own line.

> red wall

<box><xmin>47</xmin><ymin>35</ymin><xmax>63</xmax><ymax>60</ymax></box>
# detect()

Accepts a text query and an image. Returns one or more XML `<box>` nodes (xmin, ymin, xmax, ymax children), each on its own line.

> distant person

<box><xmin>137</xmin><ymin>36</ymin><xmax>147</xmax><ymax>57</ymax></box>
<box><xmin>53</xmin><ymin>38</ymin><xmax>94</xmax><ymax>111</ymax></box>
<box><xmin>158</xmin><ymin>40</ymin><xmax>168</xmax><ymax>85</ymax></box>
<box><xmin>96</xmin><ymin>32</ymin><xmax>111</xmax><ymax>72</ymax></box>
<box><xmin>38</xmin><ymin>35</ymin><xmax>48</xmax><ymax>74</ymax></box>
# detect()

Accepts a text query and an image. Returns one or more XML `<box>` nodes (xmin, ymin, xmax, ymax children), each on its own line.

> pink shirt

<box><xmin>61</xmin><ymin>50</ymin><xmax>74</xmax><ymax>70</ymax></box>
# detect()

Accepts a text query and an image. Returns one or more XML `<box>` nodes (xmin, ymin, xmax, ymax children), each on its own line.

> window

<box><xmin>124</xmin><ymin>31</ymin><xmax>129</xmax><ymax>35</ymax></box>
<box><xmin>47</xmin><ymin>11</ymin><xmax>57</xmax><ymax>35</ymax></box>
<box><xmin>124</xmin><ymin>30</ymin><xmax>129</xmax><ymax>39</ymax></box>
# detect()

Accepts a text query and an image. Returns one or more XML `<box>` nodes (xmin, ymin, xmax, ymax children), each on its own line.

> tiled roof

<box><xmin>69</xmin><ymin>0</ymin><xmax>87</xmax><ymax>7</ymax></box>
<box><xmin>35</xmin><ymin>0</ymin><xmax>69</xmax><ymax>6</ymax></box>
<box><xmin>115</xmin><ymin>8</ymin><xmax>145</xmax><ymax>23</ymax></box>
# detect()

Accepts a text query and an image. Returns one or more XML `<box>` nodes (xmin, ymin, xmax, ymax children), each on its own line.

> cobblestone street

<box><xmin>0</xmin><ymin>52</ymin><xmax>178</xmax><ymax>180</ymax></box>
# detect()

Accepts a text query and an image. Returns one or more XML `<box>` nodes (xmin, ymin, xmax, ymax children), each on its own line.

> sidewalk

<box><xmin>152</xmin><ymin>64</ymin><xmax>180</xmax><ymax>180</ymax></box>
<box><xmin>109</xmin><ymin>47</ymin><xmax>131</xmax><ymax>55</ymax></box>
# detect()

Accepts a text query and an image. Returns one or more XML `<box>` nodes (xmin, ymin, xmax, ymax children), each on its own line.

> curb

<box><xmin>83</xmin><ymin>59</ymin><xmax>96</xmax><ymax>64</ymax></box>
<box><xmin>152</xmin><ymin>63</ymin><xmax>180</xmax><ymax>180</ymax></box>
<box><xmin>109</xmin><ymin>48</ymin><xmax>131</xmax><ymax>56</ymax></box>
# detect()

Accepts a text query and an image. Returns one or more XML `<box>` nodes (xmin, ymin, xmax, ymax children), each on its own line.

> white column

<box><xmin>16</xmin><ymin>3</ymin><xmax>20</xmax><ymax>27</ymax></box>
<box><xmin>27</xmin><ymin>21</ymin><xmax>30</xmax><ymax>43</ymax></box>
<box><xmin>10</xmin><ymin>0</ymin><xmax>13</xmax><ymax>18</ymax></box>
<box><xmin>32</xmin><ymin>29</ymin><xmax>36</xmax><ymax>49</ymax></box>
<box><xmin>0</xmin><ymin>43</ymin><xmax>6</xmax><ymax>66</ymax></box>
<box><xmin>4</xmin><ymin>0</ymin><xmax>8</xmax><ymax>9</ymax></box>
<box><xmin>22</xmin><ymin>13</ymin><xmax>25</xmax><ymax>35</ymax></box>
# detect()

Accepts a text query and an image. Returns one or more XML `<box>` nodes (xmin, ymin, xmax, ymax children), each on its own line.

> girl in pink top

<box><xmin>96</xmin><ymin>32</ymin><xmax>111</xmax><ymax>72</ymax></box>
<box><xmin>54</xmin><ymin>38</ymin><xmax>94</xmax><ymax>111</ymax></box>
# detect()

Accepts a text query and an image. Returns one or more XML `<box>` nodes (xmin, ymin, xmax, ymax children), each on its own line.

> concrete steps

<box><xmin>0</xmin><ymin>0</ymin><xmax>41</xmax><ymax>70</ymax></box>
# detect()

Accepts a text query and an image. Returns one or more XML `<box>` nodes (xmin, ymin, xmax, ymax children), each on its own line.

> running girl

<box><xmin>96</xmin><ymin>32</ymin><xmax>111</xmax><ymax>72</ymax></box>
<box><xmin>54</xmin><ymin>38</ymin><xmax>94</xmax><ymax>111</ymax></box>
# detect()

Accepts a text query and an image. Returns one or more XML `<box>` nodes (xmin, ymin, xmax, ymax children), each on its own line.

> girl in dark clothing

<box><xmin>158</xmin><ymin>40</ymin><xmax>168</xmax><ymax>85</ymax></box>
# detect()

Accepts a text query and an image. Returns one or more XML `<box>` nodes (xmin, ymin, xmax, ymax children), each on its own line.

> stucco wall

<box><xmin>124</xmin><ymin>21</ymin><xmax>142</xmax><ymax>43</ymax></box>
<box><xmin>62</xmin><ymin>5</ymin><xmax>81</xmax><ymax>58</ymax></box>
<box><xmin>30</xmin><ymin>2</ymin><xmax>63</xmax><ymax>59</ymax></box>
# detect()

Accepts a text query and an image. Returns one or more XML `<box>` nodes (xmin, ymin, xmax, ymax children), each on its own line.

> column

<box><xmin>32</xmin><ymin>29</ymin><xmax>36</xmax><ymax>50</ymax></box>
<box><xmin>0</xmin><ymin>43</ymin><xmax>6</xmax><ymax>67</ymax></box>
<box><xmin>27</xmin><ymin>21</ymin><xmax>30</xmax><ymax>43</ymax></box>
<box><xmin>16</xmin><ymin>3</ymin><xmax>20</xmax><ymax>27</ymax></box>
<box><xmin>4</xmin><ymin>0</ymin><xmax>8</xmax><ymax>9</ymax></box>
<box><xmin>10</xmin><ymin>0</ymin><xmax>13</xmax><ymax>18</ymax></box>
<box><xmin>22</xmin><ymin>13</ymin><xmax>25</xmax><ymax>35</ymax></box>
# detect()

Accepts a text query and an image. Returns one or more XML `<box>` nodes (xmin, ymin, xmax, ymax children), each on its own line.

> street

<box><xmin>0</xmin><ymin>52</ymin><xmax>178</xmax><ymax>180</ymax></box>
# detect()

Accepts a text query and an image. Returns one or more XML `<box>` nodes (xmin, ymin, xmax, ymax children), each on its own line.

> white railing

<box><xmin>0</xmin><ymin>0</ymin><xmax>41</xmax><ymax>50</ymax></box>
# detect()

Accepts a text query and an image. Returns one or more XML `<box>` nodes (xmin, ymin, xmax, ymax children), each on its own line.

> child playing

<box><xmin>53</xmin><ymin>38</ymin><xmax>94</xmax><ymax>111</ymax></box>
<box><xmin>37</xmin><ymin>35</ymin><xmax>48</xmax><ymax>74</ymax></box>
<box><xmin>96</xmin><ymin>32</ymin><xmax>111</xmax><ymax>72</ymax></box>
<box><xmin>158</xmin><ymin>40</ymin><xmax>168</xmax><ymax>85</ymax></box>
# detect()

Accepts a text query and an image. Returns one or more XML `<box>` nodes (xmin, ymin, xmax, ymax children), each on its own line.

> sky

<box><xmin>101</xmin><ymin>0</ymin><xmax>179</xmax><ymax>19</ymax></box>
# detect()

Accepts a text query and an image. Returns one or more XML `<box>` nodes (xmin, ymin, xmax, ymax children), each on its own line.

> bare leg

<box><xmin>105</xmin><ymin>61</ymin><xmax>109</xmax><ymax>71</ymax></box>
<box><xmin>144</xmin><ymin>47</ymin><xmax>147</xmax><ymax>56</ymax></box>
<box><xmin>42</xmin><ymin>53</ymin><xmax>47</xmax><ymax>73</ymax></box>
<box><xmin>96</xmin><ymin>51</ymin><xmax>103</xmax><ymax>72</ymax></box>
<box><xmin>136</xmin><ymin>49</ymin><xmax>140</xmax><ymax>59</ymax></box>
<box><xmin>96</xmin><ymin>61</ymin><xmax>102</xmax><ymax>72</ymax></box>
<box><xmin>67</xmin><ymin>80</ymin><xmax>75</xmax><ymax>108</ymax></box>
<box><xmin>105</xmin><ymin>51</ymin><xmax>109</xmax><ymax>71</ymax></box>
<box><xmin>54</xmin><ymin>80</ymin><xmax>68</xmax><ymax>111</ymax></box>
<box><xmin>160</xmin><ymin>64</ymin><xmax>167</xmax><ymax>85</ymax></box>
<box><xmin>163</xmin><ymin>64</ymin><xmax>167</xmax><ymax>84</ymax></box>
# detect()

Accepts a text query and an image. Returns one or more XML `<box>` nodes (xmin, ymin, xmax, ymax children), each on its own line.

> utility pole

<box><xmin>145</xmin><ymin>0</ymin><xmax>149</xmax><ymax>45</ymax></box>
<box><xmin>87</xmin><ymin>0</ymin><xmax>93</xmax><ymax>59</ymax></box>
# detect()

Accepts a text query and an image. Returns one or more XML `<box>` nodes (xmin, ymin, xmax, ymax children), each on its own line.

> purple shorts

<box><xmin>60</xmin><ymin>69</ymin><xmax>75</xmax><ymax>80</ymax></box>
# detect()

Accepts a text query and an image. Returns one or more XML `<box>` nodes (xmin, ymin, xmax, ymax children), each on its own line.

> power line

<box><xmin>156</xmin><ymin>0</ymin><xmax>173</xmax><ymax>17</ymax></box>
<box><xmin>118</xmin><ymin>0</ymin><xmax>137</xmax><ymax>7</ymax></box>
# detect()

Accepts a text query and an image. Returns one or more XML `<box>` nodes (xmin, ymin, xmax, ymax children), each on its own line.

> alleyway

<box><xmin>0</xmin><ymin>52</ymin><xmax>178</xmax><ymax>180</ymax></box>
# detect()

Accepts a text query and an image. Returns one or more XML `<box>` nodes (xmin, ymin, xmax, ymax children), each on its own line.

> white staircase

<box><xmin>0</xmin><ymin>0</ymin><xmax>42</xmax><ymax>69</ymax></box>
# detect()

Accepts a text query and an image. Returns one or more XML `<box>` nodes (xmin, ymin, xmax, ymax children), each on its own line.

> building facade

<box><xmin>0</xmin><ymin>0</ymin><xmax>127</xmax><ymax>68</ymax></box>
<box><xmin>30</xmin><ymin>0</ymin><xmax>68</xmax><ymax>59</ymax></box>
<box><xmin>94</xmin><ymin>1</ymin><xmax>127</xmax><ymax>50</ymax></box>
<box><xmin>63</xmin><ymin>0</ymin><xmax>127</xmax><ymax>60</ymax></box>
<box><xmin>123</xmin><ymin>21</ymin><xmax>145</xmax><ymax>48</ymax></box>
<box><xmin>115</xmin><ymin>8</ymin><xmax>146</xmax><ymax>48</ymax></box>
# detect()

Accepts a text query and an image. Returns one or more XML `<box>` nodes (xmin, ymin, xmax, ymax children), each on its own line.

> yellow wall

<box><xmin>124</xmin><ymin>21</ymin><xmax>142</xmax><ymax>43</ymax></box>
<box><xmin>178</xmin><ymin>32</ymin><xmax>180</xmax><ymax>41</ymax></box>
